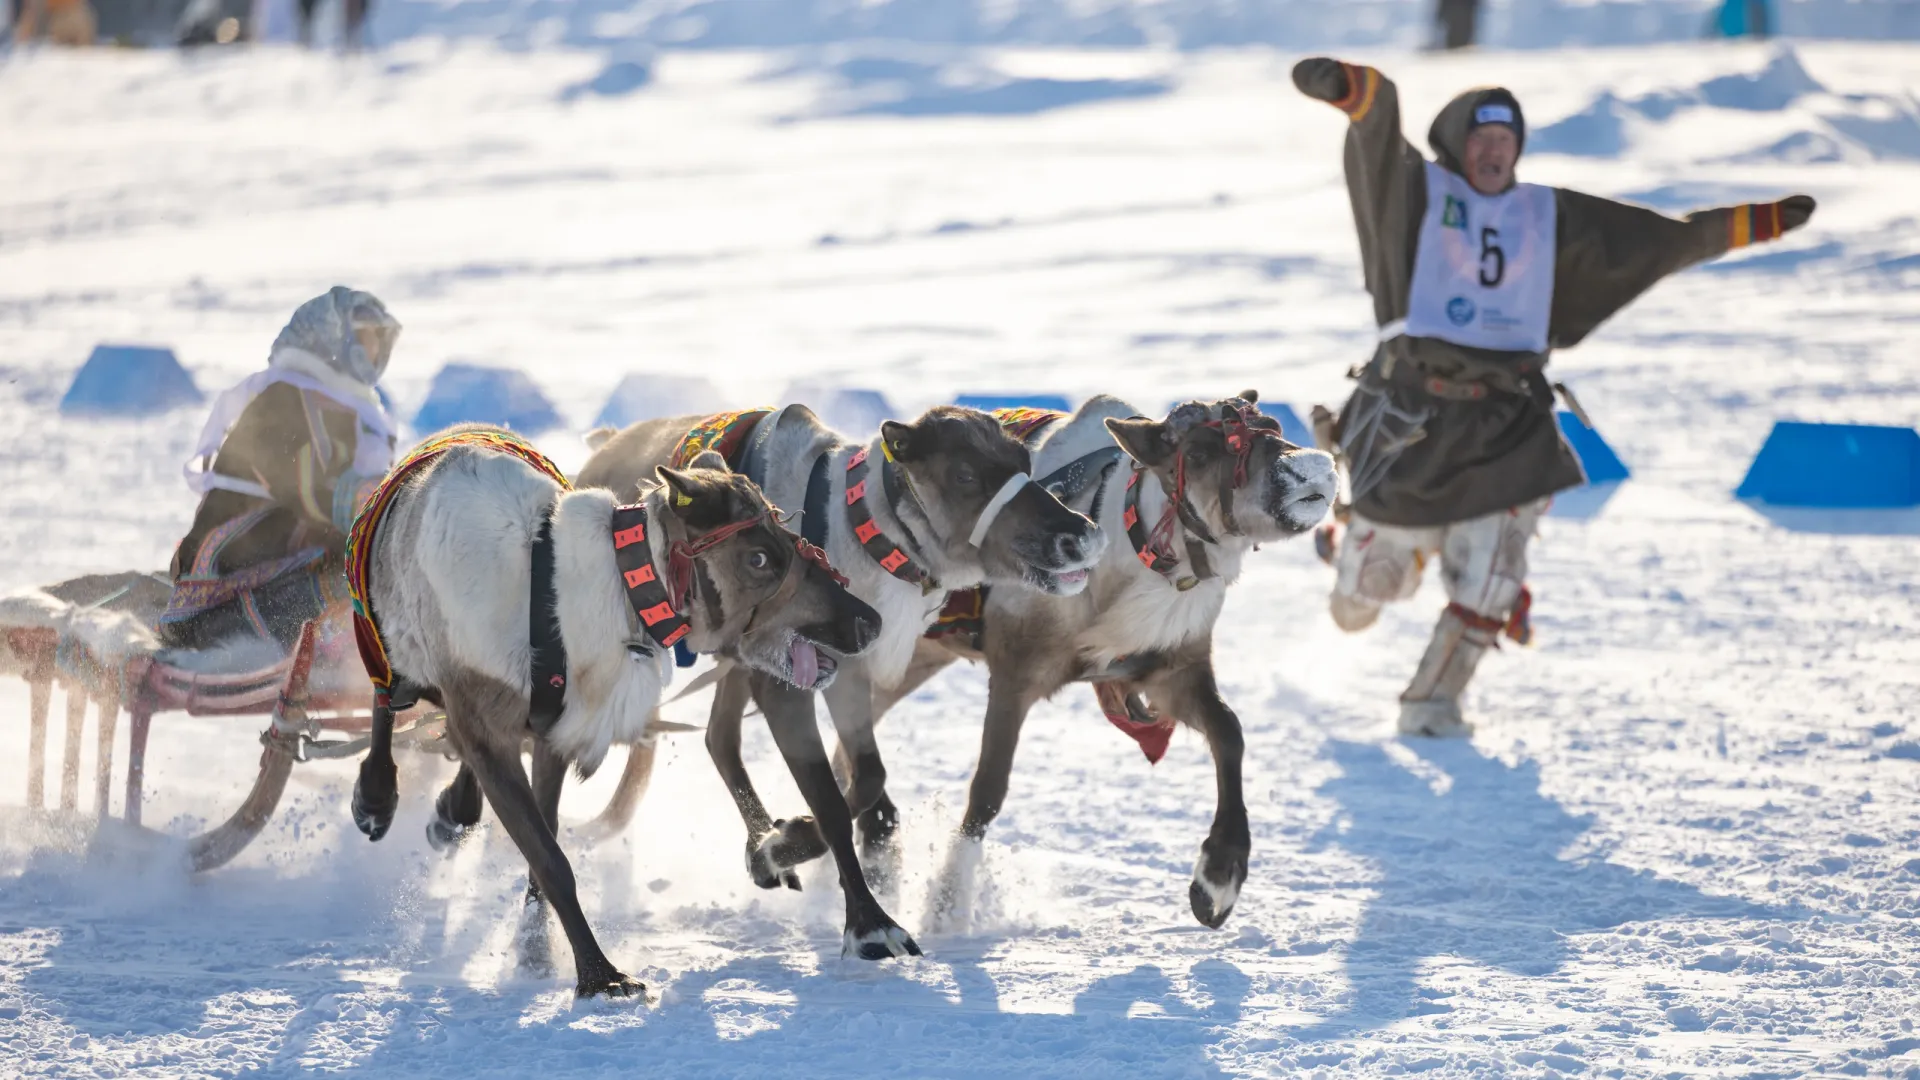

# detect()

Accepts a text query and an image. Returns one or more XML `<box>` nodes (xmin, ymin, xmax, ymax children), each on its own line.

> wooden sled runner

<box><xmin>5</xmin><ymin>579</ymin><xmax>439</xmax><ymax>872</ymax></box>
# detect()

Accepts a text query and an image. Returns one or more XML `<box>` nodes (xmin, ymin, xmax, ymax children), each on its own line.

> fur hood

<box><xmin>269</xmin><ymin>287</ymin><xmax>401</xmax><ymax>389</ymax></box>
<box><xmin>1427</xmin><ymin>86</ymin><xmax>1526</xmax><ymax>180</ymax></box>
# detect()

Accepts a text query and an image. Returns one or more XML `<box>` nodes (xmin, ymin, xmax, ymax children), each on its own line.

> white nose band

<box><xmin>969</xmin><ymin>472</ymin><xmax>1032</xmax><ymax>547</ymax></box>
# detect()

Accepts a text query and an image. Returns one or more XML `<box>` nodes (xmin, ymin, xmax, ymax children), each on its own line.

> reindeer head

<box><xmin>1104</xmin><ymin>391</ymin><xmax>1337</xmax><ymax>546</ymax></box>
<box><xmin>653</xmin><ymin>455</ymin><xmax>880</xmax><ymax>690</ymax></box>
<box><xmin>878</xmin><ymin>406</ymin><xmax>1107</xmax><ymax>596</ymax></box>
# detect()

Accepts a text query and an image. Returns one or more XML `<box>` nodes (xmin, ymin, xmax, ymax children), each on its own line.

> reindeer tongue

<box><xmin>789</xmin><ymin>638</ymin><xmax>821</xmax><ymax>689</ymax></box>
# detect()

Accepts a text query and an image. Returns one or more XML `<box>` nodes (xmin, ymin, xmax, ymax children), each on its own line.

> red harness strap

<box><xmin>612</xmin><ymin>503</ymin><xmax>771</xmax><ymax>650</ymax></box>
<box><xmin>611</xmin><ymin>499</ymin><xmax>848</xmax><ymax>653</ymax></box>
<box><xmin>844</xmin><ymin>446</ymin><xmax>937</xmax><ymax>592</ymax></box>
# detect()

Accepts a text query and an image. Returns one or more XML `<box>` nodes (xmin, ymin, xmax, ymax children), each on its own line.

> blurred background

<box><xmin>9</xmin><ymin>0</ymin><xmax>1920</xmax><ymax>54</ymax></box>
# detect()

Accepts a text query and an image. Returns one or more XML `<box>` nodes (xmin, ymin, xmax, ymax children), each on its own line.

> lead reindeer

<box><xmin>867</xmin><ymin>393</ymin><xmax>1338</xmax><ymax>928</ymax></box>
<box><xmin>575</xmin><ymin>403</ymin><xmax>1105</xmax><ymax>959</ymax></box>
<box><xmin>349</xmin><ymin>426</ymin><xmax>880</xmax><ymax>996</ymax></box>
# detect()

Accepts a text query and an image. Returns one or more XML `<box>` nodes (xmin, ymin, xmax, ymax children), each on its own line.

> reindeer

<box><xmin>574</xmin><ymin>404</ymin><xmax>1106</xmax><ymax>960</ymax></box>
<box><xmin>861</xmin><ymin>393</ymin><xmax>1338</xmax><ymax>929</ymax></box>
<box><xmin>349</xmin><ymin>427</ymin><xmax>880</xmax><ymax>997</ymax></box>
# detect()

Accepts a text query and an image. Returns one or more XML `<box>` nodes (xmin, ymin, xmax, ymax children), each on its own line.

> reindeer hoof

<box><xmin>1189</xmin><ymin>846</ymin><xmax>1246</xmax><ymax>929</ymax></box>
<box><xmin>351</xmin><ymin>758</ymin><xmax>398</xmax><ymax>842</ymax></box>
<box><xmin>842</xmin><ymin>919</ymin><xmax>921</xmax><ymax>962</ymax></box>
<box><xmin>575</xmin><ymin>970</ymin><xmax>646</xmax><ymax>999</ymax></box>
<box><xmin>746</xmin><ymin>818</ymin><xmax>829</xmax><ymax>889</ymax></box>
<box><xmin>424</xmin><ymin>812</ymin><xmax>473</xmax><ymax>854</ymax></box>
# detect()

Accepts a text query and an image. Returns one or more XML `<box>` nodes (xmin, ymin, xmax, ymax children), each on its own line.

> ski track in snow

<box><xmin>2</xmin><ymin>39</ymin><xmax>1919</xmax><ymax>1079</ymax></box>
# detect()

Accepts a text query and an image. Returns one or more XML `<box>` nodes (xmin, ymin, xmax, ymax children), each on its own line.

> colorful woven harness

<box><xmin>346</xmin><ymin>429</ymin><xmax>570</xmax><ymax>703</ymax></box>
<box><xmin>671</xmin><ymin>408</ymin><xmax>774</xmax><ymax>470</ymax></box>
<box><xmin>993</xmin><ymin>406</ymin><xmax>1066</xmax><ymax>444</ymax></box>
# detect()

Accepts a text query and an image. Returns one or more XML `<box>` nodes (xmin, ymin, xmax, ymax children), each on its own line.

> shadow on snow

<box><xmin>1296</xmin><ymin>739</ymin><xmax>1795</xmax><ymax>1039</ymax></box>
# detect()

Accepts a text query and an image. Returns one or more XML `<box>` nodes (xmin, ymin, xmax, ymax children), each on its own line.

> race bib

<box><xmin>1400</xmin><ymin>161</ymin><xmax>1556</xmax><ymax>354</ymax></box>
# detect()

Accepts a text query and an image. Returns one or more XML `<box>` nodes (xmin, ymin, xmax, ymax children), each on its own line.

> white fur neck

<box><xmin>544</xmin><ymin>487</ymin><xmax>675</xmax><ymax>774</ymax></box>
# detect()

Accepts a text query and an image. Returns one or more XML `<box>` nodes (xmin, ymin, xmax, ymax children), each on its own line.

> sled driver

<box><xmin>158</xmin><ymin>287</ymin><xmax>400</xmax><ymax>654</ymax></box>
<box><xmin>1293</xmin><ymin>58</ymin><xmax>1814</xmax><ymax>736</ymax></box>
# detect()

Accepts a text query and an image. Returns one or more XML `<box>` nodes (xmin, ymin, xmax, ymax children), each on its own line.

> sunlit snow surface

<box><xmin>1</xmin><ymin>39</ymin><xmax>1918</xmax><ymax>1078</ymax></box>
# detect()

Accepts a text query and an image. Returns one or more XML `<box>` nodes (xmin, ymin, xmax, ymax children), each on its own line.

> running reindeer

<box><xmin>869</xmin><ymin>393</ymin><xmax>1337</xmax><ymax>928</ymax></box>
<box><xmin>573</xmin><ymin>403</ymin><xmax>1105</xmax><ymax>959</ymax></box>
<box><xmin>347</xmin><ymin>426</ymin><xmax>880</xmax><ymax>997</ymax></box>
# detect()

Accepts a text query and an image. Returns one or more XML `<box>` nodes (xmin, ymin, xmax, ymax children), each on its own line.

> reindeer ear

<box><xmin>880</xmin><ymin>420</ymin><xmax>920</xmax><ymax>462</ymax></box>
<box><xmin>686</xmin><ymin>449</ymin><xmax>729</xmax><ymax>473</ymax></box>
<box><xmin>1105</xmin><ymin>417</ymin><xmax>1173</xmax><ymax>467</ymax></box>
<box><xmin>655</xmin><ymin>465</ymin><xmax>721</xmax><ymax>517</ymax></box>
<box><xmin>1238</xmin><ymin>388</ymin><xmax>1260</xmax><ymax>404</ymax></box>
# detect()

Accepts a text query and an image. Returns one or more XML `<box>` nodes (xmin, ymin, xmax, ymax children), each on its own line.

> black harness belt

<box><xmin>528</xmin><ymin>507</ymin><xmax>569</xmax><ymax>736</ymax></box>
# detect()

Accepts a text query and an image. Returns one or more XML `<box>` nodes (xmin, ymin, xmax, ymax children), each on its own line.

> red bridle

<box><xmin>1148</xmin><ymin>400</ymin><xmax>1287</xmax><ymax>555</ymax></box>
<box><xmin>664</xmin><ymin>506</ymin><xmax>849</xmax><ymax>613</ymax></box>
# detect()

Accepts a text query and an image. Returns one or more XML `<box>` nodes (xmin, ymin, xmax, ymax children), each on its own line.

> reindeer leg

<box><xmin>426</xmin><ymin>764</ymin><xmax>483</xmax><ymax>853</ymax></box>
<box><xmin>448</xmin><ymin>700</ymin><xmax>639</xmax><ymax>998</ymax></box>
<box><xmin>821</xmin><ymin>669</ymin><xmax>898</xmax><ymax>882</ymax></box>
<box><xmin>515</xmin><ymin>741</ymin><xmax>567</xmax><ymax>977</ymax></box>
<box><xmin>352</xmin><ymin>692</ymin><xmax>399</xmax><ymax>841</ymax></box>
<box><xmin>584</xmin><ymin>726</ymin><xmax>658</xmax><ymax>838</ymax></box>
<box><xmin>1145</xmin><ymin>657</ymin><xmax>1248</xmax><ymax>929</ymax></box>
<box><xmin>708</xmin><ymin>667</ymin><xmax>824</xmax><ymax>890</ymax></box>
<box><xmin>929</xmin><ymin>671</ymin><xmax>1043</xmax><ymax>929</ymax></box>
<box><xmin>753</xmin><ymin>671</ymin><xmax>918</xmax><ymax>961</ymax></box>
<box><xmin>849</xmin><ymin>643</ymin><xmax>957</xmax><ymax>861</ymax></box>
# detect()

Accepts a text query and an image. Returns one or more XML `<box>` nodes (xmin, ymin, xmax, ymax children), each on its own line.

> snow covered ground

<box><xmin>2</xmin><ymin>36</ymin><xmax>1919</xmax><ymax>1078</ymax></box>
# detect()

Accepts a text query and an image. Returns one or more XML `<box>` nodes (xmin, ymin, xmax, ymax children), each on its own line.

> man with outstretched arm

<box><xmin>1293</xmin><ymin>57</ymin><xmax>1814</xmax><ymax>736</ymax></box>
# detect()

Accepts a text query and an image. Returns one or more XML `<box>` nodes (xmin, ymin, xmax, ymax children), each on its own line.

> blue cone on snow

<box><xmin>60</xmin><ymin>344</ymin><xmax>203</xmax><ymax>418</ymax></box>
<box><xmin>596</xmin><ymin>374</ymin><xmax>728</xmax><ymax>429</ymax></box>
<box><xmin>1258</xmin><ymin>402</ymin><xmax>1317</xmax><ymax>449</ymax></box>
<box><xmin>782</xmin><ymin>381</ymin><xmax>897</xmax><ymax>436</ymax></box>
<box><xmin>1736</xmin><ymin>422</ymin><xmax>1920</xmax><ymax>508</ymax></box>
<box><xmin>414</xmin><ymin>362</ymin><xmax>563</xmax><ymax>434</ymax></box>
<box><xmin>1547</xmin><ymin>410</ymin><xmax>1630</xmax><ymax>520</ymax></box>
<box><xmin>956</xmin><ymin>392</ymin><xmax>1074</xmax><ymax>414</ymax></box>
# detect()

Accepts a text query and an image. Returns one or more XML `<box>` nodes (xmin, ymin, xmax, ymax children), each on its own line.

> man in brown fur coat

<box><xmin>1294</xmin><ymin>58</ymin><xmax>1814</xmax><ymax>736</ymax></box>
<box><xmin>160</xmin><ymin>288</ymin><xmax>401</xmax><ymax>654</ymax></box>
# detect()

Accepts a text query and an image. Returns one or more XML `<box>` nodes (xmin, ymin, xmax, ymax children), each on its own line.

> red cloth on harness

<box><xmin>1094</xmin><ymin>680</ymin><xmax>1176</xmax><ymax>764</ymax></box>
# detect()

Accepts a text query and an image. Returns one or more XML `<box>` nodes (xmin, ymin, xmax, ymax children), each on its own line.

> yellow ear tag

<box><xmin>882</xmin><ymin>441</ymin><xmax>899</xmax><ymax>463</ymax></box>
<box><xmin>675</xmin><ymin>493</ymin><xmax>693</xmax><ymax>507</ymax></box>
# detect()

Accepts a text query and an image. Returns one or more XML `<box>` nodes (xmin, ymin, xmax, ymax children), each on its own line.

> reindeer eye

<box><xmin>747</xmin><ymin>550</ymin><xmax>771</xmax><ymax>571</ymax></box>
<box><xmin>954</xmin><ymin>464</ymin><xmax>978</xmax><ymax>486</ymax></box>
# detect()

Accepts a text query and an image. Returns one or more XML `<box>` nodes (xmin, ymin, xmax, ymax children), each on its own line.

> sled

<box><xmin>7</xmin><ymin>600</ymin><xmax>439</xmax><ymax>873</ymax></box>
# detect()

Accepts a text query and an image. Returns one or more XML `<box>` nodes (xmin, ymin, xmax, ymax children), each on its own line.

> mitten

<box><xmin>1728</xmin><ymin>195</ymin><xmax>1816</xmax><ymax>248</ymax></box>
<box><xmin>1292</xmin><ymin>58</ymin><xmax>1381</xmax><ymax>121</ymax></box>
<box><xmin>1291</xmin><ymin>57</ymin><xmax>1352</xmax><ymax>103</ymax></box>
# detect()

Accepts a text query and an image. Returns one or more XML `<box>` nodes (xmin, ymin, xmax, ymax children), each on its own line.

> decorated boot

<box><xmin>1397</xmin><ymin>607</ymin><xmax>1490</xmax><ymax>738</ymax></box>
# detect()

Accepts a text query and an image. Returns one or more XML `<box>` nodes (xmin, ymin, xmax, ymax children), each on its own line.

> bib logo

<box><xmin>1446</xmin><ymin>296</ymin><xmax>1476</xmax><ymax>326</ymax></box>
<box><xmin>1441</xmin><ymin>195</ymin><xmax>1468</xmax><ymax>230</ymax></box>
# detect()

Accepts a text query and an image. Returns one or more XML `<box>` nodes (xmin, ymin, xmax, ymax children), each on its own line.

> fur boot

<box><xmin>1397</xmin><ymin>608</ymin><xmax>1489</xmax><ymax>737</ymax></box>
